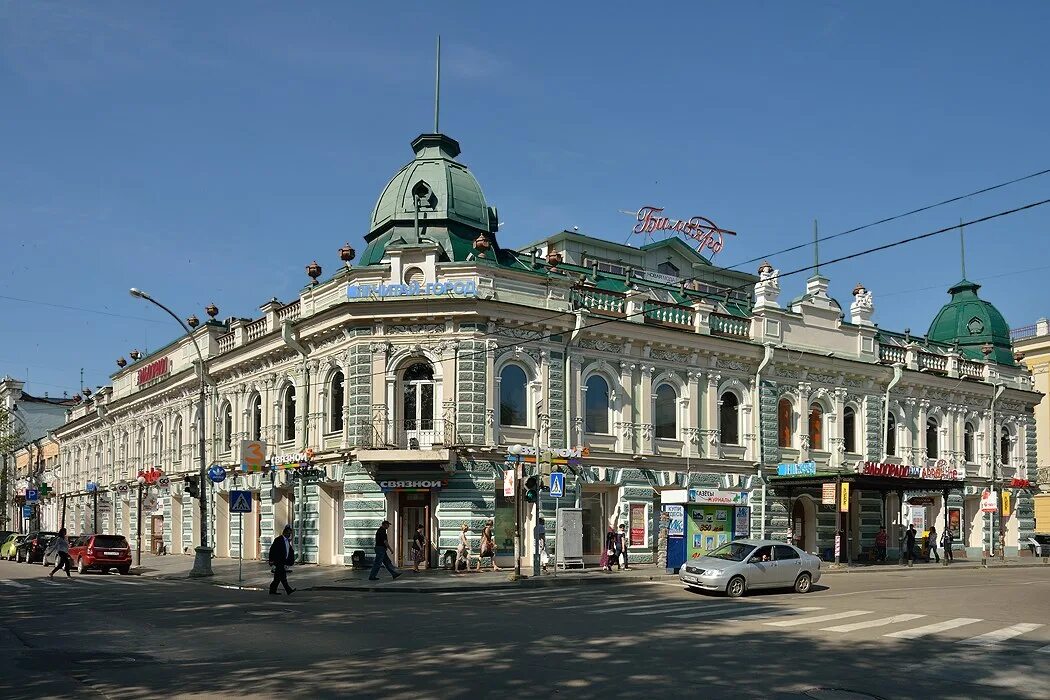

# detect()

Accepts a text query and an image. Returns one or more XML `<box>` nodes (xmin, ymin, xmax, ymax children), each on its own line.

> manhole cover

<box><xmin>804</xmin><ymin>689</ymin><xmax>884</xmax><ymax>700</ymax></box>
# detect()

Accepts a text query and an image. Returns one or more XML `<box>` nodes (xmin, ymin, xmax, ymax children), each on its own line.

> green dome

<box><xmin>927</xmin><ymin>279</ymin><xmax>1014</xmax><ymax>364</ymax></box>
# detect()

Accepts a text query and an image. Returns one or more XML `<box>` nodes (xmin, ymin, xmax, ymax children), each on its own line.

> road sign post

<box><xmin>548</xmin><ymin>471</ymin><xmax>565</xmax><ymax>578</ymax></box>
<box><xmin>229</xmin><ymin>489</ymin><xmax>252</xmax><ymax>586</ymax></box>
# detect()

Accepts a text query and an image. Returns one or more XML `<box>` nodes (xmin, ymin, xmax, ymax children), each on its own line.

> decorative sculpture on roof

<box><xmin>753</xmin><ymin>261</ymin><xmax>781</xmax><ymax>310</ymax></box>
<box><xmin>850</xmin><ymin>282</ymin><xmax>875</xmax><ymax>327</ymax></box>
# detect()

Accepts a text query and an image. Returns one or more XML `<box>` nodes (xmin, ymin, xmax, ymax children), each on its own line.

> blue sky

<box><xmin>2</xmin><ymin>1</ymin><xmax>1049</xmax><ymax>398</ymax></box>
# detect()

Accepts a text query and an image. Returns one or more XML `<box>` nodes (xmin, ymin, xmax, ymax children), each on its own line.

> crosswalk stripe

<box><xmin>669</xmin><ymin>603</ymin><xmax>787</xmax><ymax>621</ymax></box>
<box><xmin>623</xmin><ymin>603</ymin><xmax>696</xmax><ymax>616</ymax></box>
<box><xmin>765</xmin><ymin>610</ymin><xmax>871</xmax><ymax>628</ymax></box>
<box><xmin>74</xmin><ymin>578</ymin><xmax>107</xmax><ymax>585</ymax></box>
<box><xmin>558</xmin><ymin>597</ymin><xmax>648</xmax><ymax>611</ymax></box>
<box><xmin>884</xmin><ymin>618</ymin><xmax>983</xmax><ymax>639</ymax></box>
<box><xmin>591</xmin><ymin>600</ymin><xmax>689</xmax><ymax>614</ymax></box>
<box><xmin>0</xmin><ymin>579</ymin><xmax>28</xmax><ymax>589</ymax></box>
<box><xmin>722</xmin><ymin>606</ymin><xmax>825</xmax><ymax>623</ymax></box>
<box><xmin>1036</xmin><ymin>644</ymin><xmax>1050</xmax><ymax>654</ymax></box>
<box><xmin>961</xmin><ymin>623</ymin><xmax>1044</xmax><ymax>647</ymax></box>
<box><xmin>822</xmin><ymin>614</ymin><xmax>926</xmax><ymax>633</ymax></box>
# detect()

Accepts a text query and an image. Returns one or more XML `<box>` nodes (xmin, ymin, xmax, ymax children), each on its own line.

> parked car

<box><xmin>0</xmin><ymin>533</ymin><xmax>24</xmax><ymax>561</ymax></box>
<box><xmin>680</xmin><ymin>539</ymin><xmax>822</xmax><ymax>598</ymax></box>
<box><xmin>69</xmin><ymin>534</ymin><xmax>133</xmax><ymax>575</ymax></box>
<box><xmin>16</xmin><ymin>531</ymin><xmax>57</xmax><ymax>564</ymax></box>
<box><xmin>1026</xmin><ymin>534</ymin><xmax>1050</xmax><ymax>557</ymax></box>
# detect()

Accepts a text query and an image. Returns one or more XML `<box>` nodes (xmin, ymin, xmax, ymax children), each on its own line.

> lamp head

<box><xmin>129</xmin><ymin>288</ymin><xmax>148</xmax><ymax>299</ymax></box>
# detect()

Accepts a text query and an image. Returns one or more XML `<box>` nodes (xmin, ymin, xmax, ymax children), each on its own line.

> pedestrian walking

<box><xmin>477</xmin><ymin>520</ymin><xmax>500</xmax><ymax>572</ymax></box>
<box><xmin>369</xmin><ymin>520</ymin><xmax>401</xmax><ymax>581</ymax></box>
<box><xmin>904</xmin><ymin>524</ymin><xmax>918</xmax><ymax>566</ymax></box>
<box><xmin>454</xmin><ymin>522</ymin><xmax>471</xmax><ymax>573</ymax></box>
<box><xmin>926</xmin><ymin>525</ymin><xmax>940</xmax><ymax>563</ymax></box>
<box><xmin>46</xmin><ymin>528</ymin><xmax>72</xmax><ymax>579</ymax></box>
<box><xmin>874</xmin><ymin>526</ymin><xmax>888</xmax><ymax>562</ymax></box>
<box><xmin>411</xmin><ymin>524</ymin><xmax>426</xmax><ymax>573</ymax></box>
<box><xmin>536</xmin><ymin>517</ymin><xmax>548</xmax><ymax>573</ymax></box>
<box><xmin>268</xmin><ymin>525</ymin><xmax>296</xmax><ymax>596</ymax></box>
<box><xmin>602</xmin><ymin>528</ymin><xmax>616</xmax><ymax>572</ymax></box>
<box><xmin>615</xmin><ymin>523</ymin><xmax>631</xmax><ymax>570</ymax></box>
<box><xmin>941</xmin><ymin>527</ymin><xmax>954</xmax><ymax>563</ymax></box>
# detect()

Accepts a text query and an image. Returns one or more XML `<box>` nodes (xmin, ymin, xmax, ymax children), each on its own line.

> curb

<box><xmin>821</xmin><ymin>561</ymin><xmax>1050</xmax><ymax>574</ymax></box>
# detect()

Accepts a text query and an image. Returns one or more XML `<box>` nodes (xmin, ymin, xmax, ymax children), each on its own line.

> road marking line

<box><xmin>723</xmin><ymin>606</ymin><xmax>825</xmax><ymax>622</ymax></box>
<box><xmin>884</xmin><ymin>618</ymin><xmax>983</xmax><ymax>639</ymax></box>
<box><xmin>669</xmin><ymin>604</ymin><xmax>801</xmax><ymax>621</ymax></box>
<box><xmin>558</xmin><ymin>597</ymin><xmax>649</xmax><ymax>611</ymax></box>
<box><xmin>1036</xmin><ymin>644</ymin><xmax>1050</xmax><ymax>654</ymax></box>
<box><xmin>623</xmin><ymin>603</ymin><xmax>698</xmax><ymax>616</ymax></box>
<box><xmin>765</xmin><ymin>610</ymin><xmax>871</xmax><ymax>627</ymax></box>
<box><xmin>961</xmin><ymin>623</ymin><xmax>1044</xmax><ymax>647</ymax></box>
<box><xmin>0</xmin><ymin>579</ymin><xmax>28</xmax><ymax>589</ymax></box>
<box><xmin>74</xmin><ymin>578</ymin><xmax>107</xmax><ymax>585</ymax></box>
<box><xmin>822</xmin><ymin>614</ymin><xmax>926</xmax><ymax>633</ymax></box>
<box><xmin>585</xmin><ymin>601</ymin><xmax>679</xmax><ymax>614</ymax></box>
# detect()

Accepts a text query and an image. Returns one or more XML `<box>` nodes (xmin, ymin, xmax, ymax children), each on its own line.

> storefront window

<box><xmin>719</xmin><ymin>392</ymin><xmax>739</xmax><ymax>445</ymax></box>
<box><xmin>843</xmin><ymin>407</ymin><xmax>856</xmax><ymax>453</ymax></box>
<box><xmin>494</xmin><ymin>484</ymin><xmax>515</xmax><ymax>555</ymax></box>
<box><xmin>580</xmin><ymin>492</ymin><xmax>604</xmax><ymax>555</ymax></box>
<box><xmin>778</xmin><ymin>398</ymin><xmax>792</xmax><ymax>448</ymax></box>
<box><xmin>584</xmin><ymin>374</ymin><xmax>610</xmax><ymax>434</ymax></box>
<box><xmin>808</xmin><ymin>403</ymin><xmax>823</xmax><ymax>450</ymax></box>
<box><xmin>654</xmin><ymin>384</ymin><xmax>678</xmax><ymax>439</ymax></box>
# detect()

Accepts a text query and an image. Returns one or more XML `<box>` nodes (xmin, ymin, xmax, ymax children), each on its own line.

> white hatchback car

<box><xmin>680</xmin><ymin>539</ymin><xmax>822</xmax><ymax>598</ymax></box>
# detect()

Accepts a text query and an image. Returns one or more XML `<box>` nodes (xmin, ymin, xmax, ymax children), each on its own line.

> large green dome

<box><xmin>927</xmin><ymin>279</ymin><xmax>1014</xmax><ymax>364</ymax></box>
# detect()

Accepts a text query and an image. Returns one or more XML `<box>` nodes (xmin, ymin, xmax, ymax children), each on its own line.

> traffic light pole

<box><xmin>513</xmin><ymin>462</ymin><xmax>521</xmax><ymax>578</ymax></box>
<box><xmin>532</xmin><ymin>427</ymin><xmax>541</xmax><ymax>577</ymax></box>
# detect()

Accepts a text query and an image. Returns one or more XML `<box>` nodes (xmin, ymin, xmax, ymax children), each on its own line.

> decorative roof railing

<box><xmin>710</xmin><ymin>313</ymin><xmax>750</xmax><ymax>338</ymax></box>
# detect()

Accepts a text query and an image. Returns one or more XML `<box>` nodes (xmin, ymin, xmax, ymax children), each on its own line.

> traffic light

<box><xmin>185</xmin><ymin>476</ymin><xmax>200</xmax><ymax>499</ymax></box>
<box><xmin>524</xmin><ymin>476</ymin><xmax>538</xmax><ymax>503</ymax></box>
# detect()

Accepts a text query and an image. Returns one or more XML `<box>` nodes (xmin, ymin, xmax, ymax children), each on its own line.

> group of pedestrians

<box><xmin>600</xmin><ymin>523</ymin><xmax>631</xmax><ymax>572</ymax></box>
<box><xmin>901</xmin><ymin>523</ymin><xmax>955</xmax><ymax>565</ymax></box>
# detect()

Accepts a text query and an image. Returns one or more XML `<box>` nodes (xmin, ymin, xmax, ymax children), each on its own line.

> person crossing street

<box><xmin>46</xmin><ymin>528</ymin><xmax>72</xmax><ymax>579</ymax></box>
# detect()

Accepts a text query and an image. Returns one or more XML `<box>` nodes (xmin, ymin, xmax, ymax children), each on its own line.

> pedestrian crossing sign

<box><xmin>549</xmin><ymin>471</ymin><xmax>565</xmax><ymax>498</ymax></box>
<box><xmin>230</xmin><ymin>490</ymin><xmax>252</xmax><ymax>514</ymax></box>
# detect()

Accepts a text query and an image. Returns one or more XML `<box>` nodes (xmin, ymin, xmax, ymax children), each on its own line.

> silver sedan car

<box><xmin>680</xmin><ymin>539</ymin><xmax>822</xmax><ymax>598</ymax></box>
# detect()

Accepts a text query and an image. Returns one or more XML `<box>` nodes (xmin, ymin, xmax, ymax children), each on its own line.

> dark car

<box><xmin>68</xmin><ymin>534</ymin><xmax>133</xmax><ymax>575</ymax></box>
<box><xmin>16</xmin><ymin>531</ymin><xmax>57</xmax><ymax>564</ymax></box>
<box><xmin>1026</xmin><ymin>534</ymin><xmax>1050</xmax><ymax>557</ymax></box>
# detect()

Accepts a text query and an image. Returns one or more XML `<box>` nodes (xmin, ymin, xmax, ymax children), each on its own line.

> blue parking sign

<box><xmin>549</xmin><ymin>472</ymin><xmax>565</xmax><ymax>499</ymax></box>
<box><xmin>22</xmin><ymin>505</ymin><xmax>32</xmax><ymax>519</ymax></box>
<box><xmin>25</xmin><ymin>489</ymin><xmax>38</xmax><ymax>502</ymax></box>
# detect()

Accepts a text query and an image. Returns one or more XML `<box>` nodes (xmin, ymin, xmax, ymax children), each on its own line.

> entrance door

<box><xmin>402</xmin><ymin>362</ymin><xmax>436</xmax><ymax>448</ymax></box>
<box><xmin>792</xmin><ymin>499</ymin><xmax>806</xmax><ymax>550</ymax></box>
<box><xmin>580</xmin><ymin>491</ymin><xmax>605</xmax><ymax>556</ymax></box>
<box><xmin>397</xmin><ymin>492</ymin><xmax>430</xmax><ymax>567</ymax></box>
<box><xmin>151</xmin><ymin>515</ymin><xmax>164</xmax><ymax>555</ymax></box>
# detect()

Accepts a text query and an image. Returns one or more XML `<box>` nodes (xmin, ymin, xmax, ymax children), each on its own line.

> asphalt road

<box><xmin>2</xmin><ymin>559</ymin><xmax>1049</xmax><ymax>700</ymax></box>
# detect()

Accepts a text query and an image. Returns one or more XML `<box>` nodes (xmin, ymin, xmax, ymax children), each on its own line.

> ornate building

<box><xmin>52</xmin><ymin>127</ymin><xmax>1041</xmax><ymax>569</ymax></box>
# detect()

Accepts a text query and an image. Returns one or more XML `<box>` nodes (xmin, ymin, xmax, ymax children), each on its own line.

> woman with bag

<box><xmin>455</xmin><ymin>523</ymin><xmax>471</xmax><ymax>573</ymax></box>
<box><xmin>477</xmin><ymin>520</ymin><xmax>500</xmax><ymax>572</ymax></box>
<box><xmin>602</xmin><ymin>528</ymin><xmax>616</xmax><ymax>572</ymax></box>
<box><xmin>47</xmin><ymin>528</ymin><xmax>72</xmax><ymax>579</ymax></box>
<box><xmin>411</xmin><ymin>524</ymin><xmax>426</xmax><ymax>573</ymax></box>
<box><xmin>941</xmin><ymin>528</ymin><xmax>954</xmax><ymax>564</ymax></box>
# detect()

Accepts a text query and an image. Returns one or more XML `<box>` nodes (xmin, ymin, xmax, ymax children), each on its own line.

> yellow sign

<box><xmin>840</xmin><ymin>483</ymin><xmax>850</xmax><ymax>512</ymax></box>
<box><xmin>240</xmin><ymin>440</ymin><xmax>267</xmax><ymax>472</ymax></box>
<box><xmin>1002</xmin><ymin>491</ymin><xmax>1012</xmax><ymax>517</ymax></box>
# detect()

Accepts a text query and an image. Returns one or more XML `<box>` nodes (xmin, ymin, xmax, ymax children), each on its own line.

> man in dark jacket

<box><xmin>904</xmin><ymin>524</ymin><xmax>918</xmax><ymax>567</ymax></box>
<box><xmin>268</xmin><ymin>525</ymin><xmax>296</xmax><ymax>596</ymax></box>
<box><xmin>368</xmin><ymin>520</ymin><xmax>401</xmax><ymax>581</ymax></box>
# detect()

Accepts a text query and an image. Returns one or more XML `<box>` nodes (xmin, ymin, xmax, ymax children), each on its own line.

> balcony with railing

<box><xmin>217</xmin><ymin>332</ymin><xmax>235</xmax><ymax>354</ymax></box>
<box><xmin>276</xmin><ymin>300</ymin><xmax>301</xmax><ymax>323</ymax></box>
<box><xmin>572</xmin><ymin>287</ymin><xmax>626</xmax><ymax>317</ymax></box>
<box><xmin>643</xmin><ymin>299</ymin><xmax>694</xmax><ymax>329</ymax></box>
<box><xmin>959</xmin><ymin>358</ymin><xmax>985</xmax><ymax>379</ymax></box>
<box><xmin>710</xmin><ymin>313</ymin><xmax>750</xmax><ymax>338</ymax></box>
<box><xmin>356</xmin><ymin>418</ymin><xmax>457</xmax><ymax>451</ymax></box>
<box><xmin>246</xmin><ymin>317</ymin><xmax>268</xmax><ymax>342</ymax></box>
<box><xmin>879</xmin><ymin>344</ymin><xmax>906</xmax><ymax>364</ymax></box>
<box><xmin>918</xmin><ymin>352</ymin><xmax>948</xmax><ymax>373</ymax></box>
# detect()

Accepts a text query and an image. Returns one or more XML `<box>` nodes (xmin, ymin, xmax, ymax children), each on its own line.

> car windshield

<box><xmin>706</xmin><ymin>542</ymin><xmax>757</xmax><ymax>562</ymax></box>
<box><xmin>1033</xmin><ymin>535</ymin><xmax>1050</xmax><ymax>544</ymax></box>
<box><xmin>93</xmin><ymin>536</ymin><xmax>129</xmax><ymax>548</ymax></box>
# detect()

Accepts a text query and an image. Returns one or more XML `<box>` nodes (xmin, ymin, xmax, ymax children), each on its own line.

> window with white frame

<box><xmin>249</xmin><ymin>395</ymin><xmax>262</xmax><ymax>442</ymax></box>
<box><xmin>654</xmin><ymin>384</ymin><xmax>678</xmax><ymax>439</ymax></box>
<box><xmin>843</xmin><ymin>406</ymin><xmax>857</xmax><ymax>454</ymax></box>
<box><xmin>221</xmin><ymin>403</ymin><xmax>233</xmax><ymax>453</ymax></box>
<box><xmin>999</xmin><ymin>427</ymin><xmax>1010</xmax><ymax>465</ymax></box>
<box><xmin>499</xmin><ymin>364</ymin><xmax>530</xmax><ymax>427</ymax></box>
<box><xmin>808</xmin><ymin>403</ymin><xmax>824</xmax><ymax>450</ymax></box>
<box><xmin>328</xmin><ymin>370</ymin><xmax>345</xmax><ymax>434</ymax></box>
<box><xmin>963</xmin><ymin>422</ymin><xmax>975</xmax><ymax>463</ymax></box>
<box><xmin>282</xmin><ymin>385</ymin><xmax>296</xmax><ymax>443</ymax></box>
<box><xmin>720</xmin><ymin>391</ymin><xmax>740</xmax><ymax>445</ymax></box>
<box><xmin>173</xmin><ymin>419</ymin><xmax>182</xmax><ymax>464</ymax></box>
<box><xmin>886</xmin><ymin>413</ymin><xmax>896</xmax><ymax>456</ymax></box>
<box><xmin>926</xmin><ymin>417</ymin><xmax>939</xmax><ymax>459</ymax></box>
<box><xmin>584</xmin><ymin>374</ymin><xmax>611</xmax><ymax>434</ymax></box>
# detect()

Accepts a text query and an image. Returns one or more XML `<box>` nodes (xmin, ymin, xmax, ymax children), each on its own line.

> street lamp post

<box><xmin>130</xmin><ymin>288</ymin><xmax>213</xmax><ymax>577</ymax></box>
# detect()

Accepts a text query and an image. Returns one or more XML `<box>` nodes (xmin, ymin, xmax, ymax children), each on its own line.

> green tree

<box><xmin>0</xmin><ymin>404</ymin><xmax>27</xmax><ymax>529</ymax></box>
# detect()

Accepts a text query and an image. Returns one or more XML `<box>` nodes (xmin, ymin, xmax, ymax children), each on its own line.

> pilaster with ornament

<box><xmin>618</xmin><ymin>360</ymin><xmax>635</xmax><ymax>454</ymax></box>
<box><xmin>639</xmin><ymin>364</ymin><xmax>654</xmax><ymax>454</ymax></box>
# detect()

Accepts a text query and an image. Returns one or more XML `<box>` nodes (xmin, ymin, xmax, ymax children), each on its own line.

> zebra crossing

<box><xmin>446</xmin><ymin>587</ymin><xmax>1049</xmax><ymax>650</ymax></box>
<box><xmin>1</xmin><ymin>575</ymin><xmax>178</xmax><ymax>591</ymax></box>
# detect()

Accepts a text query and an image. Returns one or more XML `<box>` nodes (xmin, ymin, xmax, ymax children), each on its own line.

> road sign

<box><xmin>86</xmin><ymin>482</ymin><xmax>98</xmax><ymax>492</ymax></box>
<box><xmin>22</xmin><ymin>505</ymin><xmax>32</xmax><ymax>519</ymax></box>
<box><xmin>25</xmin><ymin>489</ymin><xmax>39</xmax><ymax>502</ymax></box>
<box><xmin>549</xmin><ymin>471</ymin><xmax>565</xmax><ymax>498</ymax></box>
<box><xmin>229</xmin><ymin>490</ymin><xmax>252</xmax><ymax>514</ymax></box>
<box><xmin>207</xmin><ymin>464</ymin><xmax>227</xmax><ymax>483</ymax></box>
<box><xmin>240</xmin><ymin>440</ymin><xmax>267</xmax><ymax>472</ymax></box>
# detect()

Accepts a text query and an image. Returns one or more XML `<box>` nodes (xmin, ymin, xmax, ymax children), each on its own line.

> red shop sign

<box><xmin>137</xmin><ymin>357</ymin><xmax>171</xmax><ymax>386</ymax></box>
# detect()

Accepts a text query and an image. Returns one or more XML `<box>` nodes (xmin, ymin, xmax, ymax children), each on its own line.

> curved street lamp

<box><xmin>129</xmin><ymin>288</ymin><xmax>213</xmax><ymax>577</ymax></box>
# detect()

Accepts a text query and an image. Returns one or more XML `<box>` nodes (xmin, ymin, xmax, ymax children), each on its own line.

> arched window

<box><xmin>222</xmin><ymin>403</ymin><xmax>233</xmax><ymax>452</ymax></box>
<box><xmin>402</xmin><ymin>362</ymin><xmax>436</xmax><ymax>434</ymax></box>
<box><xmin>499</xmin><ymin>364</ymin><xmax>529</xmax><ymax>427</ymax></box>
<box><xmin>655</xmin><ymin>384</ymin><xmax>678</xmax><ymax>439</ymax></box>
<box><xmin>155</xmin><ymin>423</ymin><xmax>164</xmax><ymax>465</ymax></box>
<box><xmin>720</xmin><ymin>392</ymin><xmax>740</xmax><ymax>445</ymax></box>
<box><xmin>584</xmin><ymin>374</ymin><xmax>610</xmax><ymax>434</ymax></box>
<box><xmin>777</xmin><ymin>399</ymin><xmax>792</xmax><ymax>448</ymax></box>
<box><xmin>843</xmin><ymin>407</ymin><xmax>857</xmax><ymax>454</ymax></box>
<box><xmin>926</xmin><ymin>418</ymin><xmax>939</xmax><ymax>459</ymax></box>
<box><xmin>886</xmin><ymin>413</ymin><xmax>896</xmax><ymax>456</ymax></box>
<box><xmin>282</xmin><ymin>385</ymin><xmax>296</xmax><ymax>443</ymax></box>
<box><xmin>1000</xmin><ymin>428</ymin><xmax>1010</xmax><ymax>465</ymax></box>
<box><xmin>172</xmin><ymin>419</ymin><xmax>182</xmax><ymax>464</ymax></box>
<box><xmin>328</xmin><ymin>370</ymin><xmax>345</xmax><ymax>434</ymax></box>
<box><xmin>250</xmin><ymin>395</ymin><xmax>262</xmax><ymax>442</ymax></box>
<box><xmin>808</xmin><ymin>403</ymin><xmax>824</xmax><ymax>451</ymax></box>
<box><xmin>963</xmin><ymin>422</ymin><xmax>975</xmax><ymax>463</ymax></box>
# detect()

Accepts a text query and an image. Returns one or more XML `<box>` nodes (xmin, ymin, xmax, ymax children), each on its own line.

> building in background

<box><xmin>1010</xmin><ymin>319</ymin><xmax>1050</xmax><ymax>532</ymax></box>
<box><xmin>51</xmin><ymin>127</ymin><xmax>1041</xmax><ymax>570</ymax></box>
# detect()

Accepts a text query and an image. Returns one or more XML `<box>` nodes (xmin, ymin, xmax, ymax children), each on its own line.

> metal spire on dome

<box><xmin>959</xmin><ymin>218</ymin><xmax>966</xmax><ymax>279</ymax></box>
<box><xmin>813</xmin><ymin>219</ymin><xmax>820</xmax><ymax>275</ymax></box>
<box><xmin>434</xmin><ymin>35</ymin><xmax>441</xmax><ymax>134</ymax></box>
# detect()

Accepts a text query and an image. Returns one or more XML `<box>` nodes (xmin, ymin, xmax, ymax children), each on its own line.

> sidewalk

<box><xmin>133</xmin><ymin>551</ymin><xmax>1050</xmax><ymax>592</ymax></box>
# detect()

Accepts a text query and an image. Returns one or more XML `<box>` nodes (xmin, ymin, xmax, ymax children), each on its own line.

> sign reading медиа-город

<box><xmin>347</xmin><ymin>279</ymin><xmax>478</xmax><ymax>300</ymax></box>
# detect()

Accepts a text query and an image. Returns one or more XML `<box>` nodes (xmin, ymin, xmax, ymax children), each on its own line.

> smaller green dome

<box><xmin>927</xmin><ymin>279</ymin><xmax>1014</xmax><ymax>364</ymax></box>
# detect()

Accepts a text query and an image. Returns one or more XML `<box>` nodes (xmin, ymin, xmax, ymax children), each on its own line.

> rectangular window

<box><xmin>629</xmin><ymin>503</ymin><xmax>647</xmax><ymax>546</ymax></box>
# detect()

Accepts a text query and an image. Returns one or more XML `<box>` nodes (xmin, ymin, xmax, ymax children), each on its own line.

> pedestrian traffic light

<box><xmin>185</xmin><ymin>476</ymin><xmax>200</xmax><ymax>499</ymax></box>
<box><xmin>524</xmin><ymin>476</ymin><xmax>538</xmax><ymax>503</ymax></box>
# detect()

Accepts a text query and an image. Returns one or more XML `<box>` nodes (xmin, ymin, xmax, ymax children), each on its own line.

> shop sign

<box><xmin>980</xmin><ymin>489</ymin><xmax>998</xmax><ymax>513</ymax></box>
<box><xmin>630</xmin><ymin>503</ymin><xmax>647</xmax><ymax>546</ymax></box>
<box><xmin>1002</xmin><ymin>491</ymin><xmax>1012</xmax><ymax>517</ymax></box>
<box><xmin>687</xmin><ymin>489</ymin><xmax>748</xmax><ymax>506</ymax></box>
<box><xmin>505</xmin><ymin>445</ymin><xmax>588</xmax><ymax>461</ymax></box>
<box><xmin>270</xmin><ymin>449</ymin><xmax>315</xmax><ymax>470</ymax></box>
<box><xmin>821</xmin><ymin>483</ymin><xmax>836</xmax><ymax>505</ymax></box>
<box><xmin>908</xmin><ymin>496</ymin><xmax>935</xmax><ymax>506</ymax></box>
<box><xmin>502</xmin><ymin>471</ymin><xmax>515</xmax><ymax>497</ymax></box>
<box><xmin>379</xmin><ymin>480</ymin><xmax>447</xmax><ymax>493</ymax></box>
<box><xmin>136</xmin><ymin>357</ymin><xmax>171</xmax><ymax>387</ymax></box>
<box><xmin>777</xmin><ymin>461</ymin><xmax>816</xmax><ymax>477</ymax></box>
<box><xmin>631</xmin><ymin>206</ymin><xmax>737</xmax><ymax>255</ymax></box>
<box><xmin>292</xmin><ymin>467</ymin><xmax>326</xmax><ymax>482</ymax></box>
<box><xmin>840</xmin><ymin>483</ymin><xmax>850</xmax><ymax>513</ymax></box>
<box><xmin>857</xmin><ymin>460</ymin><xmax>965</xmax><ymax>481</ymax></box>
<box><xmin>664</xmin><ymin>505</ymin><xmax>685</xmax><ymax>537</ymax></box>
<box><xmin>347</xmin><ymin>278</ymin><xmax>478</xmax><ymax>300</ymax></box>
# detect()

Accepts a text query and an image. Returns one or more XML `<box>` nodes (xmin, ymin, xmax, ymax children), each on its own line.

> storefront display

<box><xmin>687</xmin><ymin>505</ymin><xmax>733</xmax><ymax>559</ymax></box>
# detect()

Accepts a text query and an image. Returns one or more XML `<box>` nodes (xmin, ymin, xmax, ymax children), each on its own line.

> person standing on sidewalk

<box><xmin>615</xmin><ymin>523</ymin><xmax>631</xmax><ymax>571</ymax></box>
<box><xmin>411</xmin><ymin>524</ymin><xmax>426</xmax><ymax>573</ymax></box>
<box><xmin>904</xmin><ymin>524</ymin><xmax>918</xmax><ymax>566</ymax></box>
<box><xmin>874</xmin><ymin>526</ymin><xmax>888</xmax><ymax>562</ymax></box>
<box><xmin>46</xmin><ymin>528</ymin><xmax>72</xmax><ymax>579</ymax></box>
<box><xmin>268</xmin><ymin>525</ymin><xmax>296</xmax><ymax>596</ymax></box>
<box><xmin>941</xmin><ymin>527</ymin><xmax>954</xmax><ymax>563</ymax></box>
<box><xmin>369</xmin><ymin>520</ymin><xmax>401</xmax><ymax>581</ymax></box>
<box><xmin>926</xmin><ymin>525</ymin><xmax>940</xmax><ymax>563</ymax></box>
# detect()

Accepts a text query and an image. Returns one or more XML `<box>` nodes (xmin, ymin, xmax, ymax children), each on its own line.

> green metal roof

<box><xmin>926</xmin><ymin>279</ymin><xmax>1014</xmax><ymax>365</ymax></box>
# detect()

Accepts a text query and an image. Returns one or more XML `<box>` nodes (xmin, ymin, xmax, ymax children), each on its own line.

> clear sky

<box><xmin>2</xmin><ymin>1</ymin><xmax>1049</xmax><ymax>398</ymax></box>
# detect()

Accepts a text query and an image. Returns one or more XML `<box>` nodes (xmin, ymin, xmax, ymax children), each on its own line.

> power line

<box><xmin>879</xmin><ymin>262</ymin><xmax>1050</xmax><ymax>299</ymax></box>
<box><xmin>0</xmin><ymin>294</ymin><xmax>167</xmax><ymax>324</ymax></box>
<box><xmin>723</xmin><ymin>167</ymin><xmax>1050</xmax><ymax>271</ymax></box>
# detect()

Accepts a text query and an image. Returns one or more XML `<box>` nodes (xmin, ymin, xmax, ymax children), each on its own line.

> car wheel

<box><xmin>16</xmin><ymin>550</ymin><xmax>23</xmax><ymax>563</ymax></box>
<box><xmin>794</xmin><ymin>572</ymin><xmax>813</xmax><ymax>594</ymax></box>
<box><xmin>726</xmin><ymin>576</ymin><xmax>746</xmax><ymax>598</ymax></box>
<box><xmin>77</xmin><ymin>558</ymin><xmax>86</xmax><ymax>575</ymax></box>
